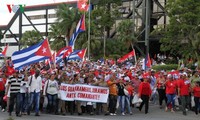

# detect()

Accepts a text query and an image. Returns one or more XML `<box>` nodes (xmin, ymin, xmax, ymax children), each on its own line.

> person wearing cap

<box><xmin>192</xmin><ymin>81</ymin><xmax>200</xmax><ymax>115</ymax></box>
<box><xmin>27</xmin><ymin>69</ymin><xmax>42</xmax><ymax>116</ymax></box>
<box><xmin>6</xmin><ymin>70</ymin><xmax>23</xmax><ymax>116</ymax></box>
<box><xmin>43</xmin><ymin>72</ymin><xmax>59</xmax><ymax>115</ymax></box>
<box><xmin>165</xmin><ymin>74</ymin><xmax>177</xmax><ymax>113</ymax></box>
<box><xmin>178</xmin><ymin>72</ymin><xmax>191</xmax><ymax>115</ymax></box>
<box><xmin>138</xmin><ymin>75</ymin><xmax>152</xmax><ymax>114</ymax></box>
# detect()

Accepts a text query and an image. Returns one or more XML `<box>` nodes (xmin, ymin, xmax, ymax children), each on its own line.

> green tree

<box><xmin>20</xmin><ymin>30</ymin><xmax>43</xmax><ymax>48</ymax></box>
<box><xmin>0</xmin><ymin>30</ymin><xmax>3</xmax><ymax>40</ymax></box>
<box><xmin>160</xmin><ymin>0</ymin><xmax>200</xmax><ymax>65</ymax></box>
<box><xmin>55</xmin><ymin>4</ymin><xmax>81</xmax><ymax>43</ymax></box>
<box><xmin>117</xmin><ymin>19</ymin><xmax>137</xmax><ymax>49</ymax></box>
<box><xmin>91</xmin><ymin>0</ymin><xmax>122</xmax><ymax>36</ymax></box>
<box><xmin>48</xmin><ymin>23</ymin><xmax>66</xmax><ymax>51</ymax></box>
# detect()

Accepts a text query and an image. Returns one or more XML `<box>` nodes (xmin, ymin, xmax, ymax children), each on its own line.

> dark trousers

<box><xmin>180</xmin><ymin>95</ymin><xmax>190</xmax><ymax>113</ymax></box>
<box><xmin>9</xmin><ymin>93</ymin><xmax>21</xmax><ymax>115</ymax></box>
<box><xmin>0</xmin><ymin>91</ymin><xmax>6</xmax><ymax>109</ymax></box>
<box><xmin>109</xmin><ymin>94</ymin><xmax>117</xmax><ymax>114</ymax></box>
<box><xmin>68</xmin><ymin>101</ymin><xmax>75</xmax><ymax>114</ymax></box>
<box><xmin>194</xmin><ymin>97</ymin><xmax>200</xmax><ymax>114</ymax></box>
<box><xmin>139</xmin><ymin>95</ymin><xmax>149</xmax><ymax>114</ymax></box>
<box><xmin>157</xmin><ymin>89</ymin><xmax>167</xmax><ymax>106</ymax></box>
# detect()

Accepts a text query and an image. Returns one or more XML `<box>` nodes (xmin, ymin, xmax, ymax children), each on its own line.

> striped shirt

<box><xmin>8</xmin><ymin>76</ymin><xmax>23</xmax><ymax>93</ymax></box>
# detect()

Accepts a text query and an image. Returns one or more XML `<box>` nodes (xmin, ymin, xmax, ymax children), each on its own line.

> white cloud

<box><xmin>0</xmin><ymin>0</ymin><xmax>78</xmax><ymax>25</ymax></box>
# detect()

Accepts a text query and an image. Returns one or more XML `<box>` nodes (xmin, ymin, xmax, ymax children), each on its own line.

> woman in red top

<box><xmin>138</xmin><ymin>75</ymin><xmax>152</xmax><ymax>114</ymax></box>
<box><xmin>165</xmin><ymin>74</ymin><xmax>177</xmax><ymax>112</ymax></box>
<box><xmin>0</xmin><ymin>74</ymin><xmax>7</xmax><ymax>112</ymax></box>
<box><xmin>193</xmin><ymin>81</ymin><xmax>200</xmax><ymax>115</ymax></box>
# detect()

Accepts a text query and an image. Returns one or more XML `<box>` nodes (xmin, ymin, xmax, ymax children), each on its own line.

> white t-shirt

<box><xmin>43</xmin><ymin>80</ymin><xmax>59</xmax><ymax>95</ymax></box>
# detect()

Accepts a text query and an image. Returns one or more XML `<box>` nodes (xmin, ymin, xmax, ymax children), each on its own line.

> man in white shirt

<box><xmin>27</xmin><ymin>70</ymin><xmax>42</xmax><ymax>116</ymax></box>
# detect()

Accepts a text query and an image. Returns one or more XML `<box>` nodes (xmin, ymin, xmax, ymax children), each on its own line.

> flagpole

<box><xmin>131</xmin><ymin>43</ymin><xmax>137</xmax><ymax>66</ymax></box>
<box><xmin>3</xmin><ymin>34</ymin><xmax>6</xmax><ymax>62</ymax></box>
<box><xmin>87</xmin><ymin>0</ymin><xmax>91</xmax><ymax>60</ymax></box>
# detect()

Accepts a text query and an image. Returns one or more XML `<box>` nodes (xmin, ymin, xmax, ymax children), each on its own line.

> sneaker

<box><xmin>122</xmin><ymin>112</ymin><xmax>125</xmax><ymax>116</ymax></box>
<box><xmin>104</xmin><ymin>113</ymin><xmax>109</xmax><ymax>116</ymax></box>
<box><xmin>165</xmin><ymin>107</ymin><xmax>168</xmax><ymax>112</ymax></box>
<box><xmin>183</xmin><ymin>111</ymin><xmax>187</xmax><ymax>116</ymax></box>
<box><xmin>2</xmin><ymin>109</ymin><xmax>5</xmax><ymax>112</ymax></box>
<box><xmin>113</xmin><ymin>113</ymin><xmax>117</xmax><ymax>116</ymax></box>
<box><xmin>171</xmin><ymin>109</ymin><xmax>175</xmax><ymax>113</ymax></box>
<box><xmin>35</xmin><ymin>113</ymin><xmax>40</xmax><ymax>116</ymax></box>
<box><xmin>130</xmin><ymin>112</ymin><xmax>133</xmax><ymax>115</ymax></box>
<box><xmin>110</xmin><ymin>113</ymin><xmax>114</xmax><ymax>116</ymax></box>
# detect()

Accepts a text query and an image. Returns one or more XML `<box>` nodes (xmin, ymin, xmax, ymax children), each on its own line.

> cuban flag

<box><xmin>142</xmin><ymin>53</ymin><xmax>152</xmax><ymax>70</ymax></box>
<box><xmin>0</xmin><ymin>44</ymin><xmax>8</xmax><ymax>56</ymax></box>
<box><xmin>11</xmin><ymin>39</ymin><xmax>51</xmax><ymax>70</ymax></box>
<box><xmin>67</xmin><ymin>49</ymin><xmax>86</xmax><ymax>61</ymax></box>
<box><xmin>56</xmin><ymin>46</ymin><xmax>71</xmax><ymax>63</ymax></box>
<box><xmin>68</xmin><ymin>14</ymin><xmax>85</xmax><ymax>49</ymax></box>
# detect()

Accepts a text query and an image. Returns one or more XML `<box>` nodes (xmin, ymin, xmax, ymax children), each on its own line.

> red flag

<box><xmin>35</xmin><ymin>39</ymin><xmax>51</xmax><ymax>57</ymax></box>
<box><xmin>50</xmin><ymin>52</ymin><xmax>56</xmax><ymax>63</ymax></box>
<box><xmin>63</xmin><ymin>46</ymin><xmax>72</xmax><ymax>58</ymax></box>
<box><xmin>80</xmin><ymin>14</ymin><xmax>86</xmax><ymax>31</ymax></box>
<box><xmin>77</xmin><ymin>0</ymin><xmax>89</xmax><ymax>11</ymax></box>
<box><xmin>146</xmin><ymin>53</ymin><xmax>151</xmax><ymax>68</ymax></box>
<box><xmin>2</xmin><ymin>45</ymin><xmax>8</xmax><ymax>56</ymax></box>
<box><xmin>77</xmin><ymin>49</ymin><xmax>87</xmax><ymax>59</ymax></box>
<box><xmin>117</xmin><ymin>50</ymin><xmax>135</xmax><ymax>63</ymax></box>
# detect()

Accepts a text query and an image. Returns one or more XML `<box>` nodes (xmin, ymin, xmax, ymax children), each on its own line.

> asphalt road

<box><xmin>1</xmin><ymin>104</ymin><xmax>200</xmax><ymax>120</ymax></box>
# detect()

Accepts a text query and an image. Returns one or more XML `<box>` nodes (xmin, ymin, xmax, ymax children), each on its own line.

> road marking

<box><xmin>47</xmin><ymin>114</ymin><xmax>104</xmax><ymax>120</ymax></box>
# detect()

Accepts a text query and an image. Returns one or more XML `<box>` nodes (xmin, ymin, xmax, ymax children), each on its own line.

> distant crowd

<box><xmin>0</xmin><ymin>59</ymin><xmax>200</xmax><ymax>117</ymax></box>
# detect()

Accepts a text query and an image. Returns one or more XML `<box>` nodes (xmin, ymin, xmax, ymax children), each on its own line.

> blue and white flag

<box><xmin>67</xmin><ymin>49</ymin><xmax>86</xmax><ymax>61</ymax></box>
<box><xmin>68</xmin><ymin>14</ymin><xmax>85</xmax><ymax>49</ymax></box>
<box><xmin>11</xmin><ymin>40</ymin><xmax>50</xmax><ymax>70</ymax></box>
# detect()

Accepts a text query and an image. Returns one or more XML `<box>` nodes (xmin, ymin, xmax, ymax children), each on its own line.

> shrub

<box><xmin>152</xmin><ymin>64</ymin><xmax>178</xmax><ymax>71</ymax></box>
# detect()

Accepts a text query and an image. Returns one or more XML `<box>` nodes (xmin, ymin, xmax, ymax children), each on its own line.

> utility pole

<box><xmin>87</xmin><ymin>0</ymin><xmax>91</xmax><ymax>60</ymax></box>
<box><xmin>145</xmin><ymin>0</ymin><xmax>150</xmax><ymax>55</ymax></box>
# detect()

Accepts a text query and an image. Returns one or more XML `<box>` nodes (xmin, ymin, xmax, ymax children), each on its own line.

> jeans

<box><xmin>125</xmin><ymin>95</ymin><xmax>132</xmax><ymax>113</ymax></box>
<box><xmin>9</xmin><ymin>93</ymin><xmax>21</xmax><ymax>114</ymax></box>
<box><xmin>47</xmin><ymin>94</ymin><xmax>58</xmax><ymax>113</ymax></box>
<box><xmin>27</xmin><ymin>92</ymin><xmax>40</xmax><ymax>114</ymax></box>
<box><xmin>20</xmin><ymin>93</ymin><xmax>28</xmax><ymax>112</ymax></box>
<box><xmin>166</xmin><ymin>94</ymin><xmax>176</xmax><ymax>109</ymax></box>
<box><xmin>117</xmin><ymin>96</ymin><xmax>125</xmax><ymax>113</ymax></box>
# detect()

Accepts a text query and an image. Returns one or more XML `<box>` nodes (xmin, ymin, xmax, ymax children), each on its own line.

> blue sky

<box><xmin>0</xmin><ymin>0</ymin><xmax>77</xmax><ymax>25</ymax></box>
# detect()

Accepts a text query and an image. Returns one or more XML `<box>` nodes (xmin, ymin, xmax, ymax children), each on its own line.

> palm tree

<box><xmin>55</xmin><ymin>4</ymin><xmax>81</xmax><ymax>43</ymax></box>
<box><xmin>117</xmin><ymin>20</ymin><xmax>137</xmax><ymax>49</ymax></box>
<box><xmin>20</xmin><ymin>30</ymin><xmax>43</xmax><ymax>49</ymax></box>
<box><xmin>48</xmin><ymin>23</ymin><xmax>66</xmax><ymax>51</ymax></box>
